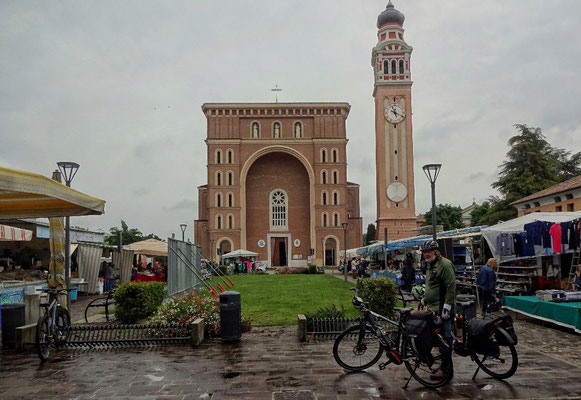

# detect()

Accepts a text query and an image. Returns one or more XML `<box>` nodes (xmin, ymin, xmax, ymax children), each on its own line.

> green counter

<box><xmin>504</xmin><ymin>296</ymin><xmax>581</xmax><ymax>334</ymax></box>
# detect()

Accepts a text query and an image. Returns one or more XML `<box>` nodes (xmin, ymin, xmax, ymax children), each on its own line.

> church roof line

<box><xmin>202</xmin><ymin>102</ymin><xmax>350</xmax><ymax>110</ymax></box>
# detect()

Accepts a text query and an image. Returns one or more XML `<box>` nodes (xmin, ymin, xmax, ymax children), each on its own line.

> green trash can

<box><xmin>1</xmin><ymin>303</ymin><xmax>26</xmax><ymax>349</ymax></box>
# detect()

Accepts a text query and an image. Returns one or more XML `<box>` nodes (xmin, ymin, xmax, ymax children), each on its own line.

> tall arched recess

<box><xmin>240</xmin><ymin>146</ymin><xmax>315</xmax><ymax>265</ymax></box>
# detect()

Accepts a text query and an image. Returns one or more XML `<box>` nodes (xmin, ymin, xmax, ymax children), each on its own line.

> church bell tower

<box><xmin>372</xmin><ymin>1</ymin><xmax>417</xmax><ymax>241</ymax></box>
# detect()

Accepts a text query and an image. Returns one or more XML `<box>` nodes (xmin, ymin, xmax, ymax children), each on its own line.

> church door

<box><xmin>325</xmin><ymin>238</ymin><xmax>337</xmax><ymax>266</ymax></box>
<box><xmin>270</xmin><ymin>237</ymin><xmax>288</xmax><ymax>267</ymax></box>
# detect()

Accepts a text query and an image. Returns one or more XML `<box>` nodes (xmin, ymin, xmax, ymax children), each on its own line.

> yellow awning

<box><xmin>0</xmin><ymin>165</ymin><xmax>105</xmax><ymax>218</ymax></box>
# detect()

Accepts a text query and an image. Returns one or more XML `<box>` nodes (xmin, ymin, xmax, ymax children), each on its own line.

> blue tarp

<box><xmin>356</xmin><ymin>226</ymin><xmax>487</xmax><ymax>256</ymax></box>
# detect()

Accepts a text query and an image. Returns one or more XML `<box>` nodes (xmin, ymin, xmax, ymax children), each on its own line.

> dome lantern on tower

<box><xmin>377</xmin><ymin>0</ymin><xmax>405</xmax><ymax>28</ymax></box>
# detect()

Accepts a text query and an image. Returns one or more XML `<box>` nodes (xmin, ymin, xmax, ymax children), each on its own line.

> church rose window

<box><xmin>270</xmin><ymin>189</ymin><xmax>288</xmax><ymax>231</ymax></box>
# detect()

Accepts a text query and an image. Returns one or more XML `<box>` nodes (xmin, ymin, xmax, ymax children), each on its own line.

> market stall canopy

<box><xmin>0</xmin><ymin>223</ymin><xmax>33</xmax><ymax>241</ymax></box>
<box><xmin>0</xmin><ymin>165</ymin><xmax>105</xmax><ymax>219</ymax></box>
<box><xmin>481</xmin><ymin>211</ymin><xmax>581</xmax><ymax>260</ymax></box>
<box><xmin>124</xmin><ymin>238</ymin><xmax>168</xmax><ymax>256</ymax></box>
<box><xmin>221</xmin><ymin>249</ymin><xmax>259</xmax><ymax>259</ymax></box>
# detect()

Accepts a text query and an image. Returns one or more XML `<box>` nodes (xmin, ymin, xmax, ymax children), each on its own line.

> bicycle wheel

<box><xmin>402</xmin><ymin>336</ymin><xmax>452</xmax><ymax>388</ymax></box>
<box><xmin>55</xmin><ymin>307</ymin><xmax>71</xmax><ymax>344</ymax></box>
<box><xmin>36</xmin><ymin>316</ymin><xmax>52</xmax><ymax>362</ymax></box>
<box><xmin>333</xmin><ymin>325</ymin><xmax>384</xmax><ymax>371</ymax></box>
<box><xmin>473</xmin><ymin>342</ymin><xmax>518</xmax><ymax>379</ymax></box>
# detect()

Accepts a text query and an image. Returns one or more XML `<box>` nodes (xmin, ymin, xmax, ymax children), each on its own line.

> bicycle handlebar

<box><xmin>36</xmin><ymin>288</ymin><xmax>72</xmax><ymax>293</ymax></box>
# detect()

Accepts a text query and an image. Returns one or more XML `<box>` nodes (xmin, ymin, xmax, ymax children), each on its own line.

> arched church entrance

<box><xmin>324</xmin><ymin>237</ymin><xmax>337</xmax><ymax>266</ymax></box>
<box><xmin>245</xmin><ymin>152</ymin><xmax>310</xmax><ymax>267</ymax></box>
<box><xmin>218</xmin><ymin>239</ymin><xmax>231</xmax><ymax>257</ymax></box>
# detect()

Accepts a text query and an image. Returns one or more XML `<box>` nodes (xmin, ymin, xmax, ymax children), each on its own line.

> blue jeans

<box><xmin>442</xmin><ymin>319</ymin><xmax>453</xmax><ymax>341</ymax></box>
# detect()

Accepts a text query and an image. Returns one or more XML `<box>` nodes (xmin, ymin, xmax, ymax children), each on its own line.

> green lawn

<box><xmin>209</xmin><ymin>274</ymin><xmax>359</xmax><ymax>326</ymax></box>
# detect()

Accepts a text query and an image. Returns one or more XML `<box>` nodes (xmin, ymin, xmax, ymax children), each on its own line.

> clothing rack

<box><xmin>567</xmin><ymin>249</ymin><xmax>580</xmax><ymax>290</ymax></box>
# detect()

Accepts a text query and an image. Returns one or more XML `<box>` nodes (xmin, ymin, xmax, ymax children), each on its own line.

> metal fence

<box><xmin>306</xmin><ymin>317</ymin><xmax>358</xmax><ymax>339</ymax></box>
<box><xmin>167</xmin><ymin>239</ymin><xmax>203</xmax><ymax>297</ymax></box>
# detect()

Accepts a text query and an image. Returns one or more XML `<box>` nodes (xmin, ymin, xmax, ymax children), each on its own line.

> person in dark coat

<box><xmin>401</xmin><ymin>253</ymin><xmax>416</xmax><ymax>292</ymax></box>
<box><xmin>476</xmin><ymin>258</ymin><xmax>497</xmax><ymax>316</ymax></box>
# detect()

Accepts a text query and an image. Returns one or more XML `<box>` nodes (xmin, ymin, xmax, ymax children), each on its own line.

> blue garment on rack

<box><xmin>524</xmin><ymin>221</ymin><xmax>543</xmax><ymax>246</ymax></box>
<box><xmin>519</xmin><ymin>232</ymin><xmax>535</xmax><ymax>257</ymax></box>
<box><xmin>542</xmin><ymin>221</ymin><xmax>552</xmax><ymax>249</ymax></box>
<box><xmin>560</xmin><ymin>222</ymin><xmax>571</xmax><ymax>245</ymax></box>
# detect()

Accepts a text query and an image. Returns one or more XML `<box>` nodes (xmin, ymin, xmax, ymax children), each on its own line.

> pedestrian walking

<box><xmin>476</xmin><ymin>258</ymin><xmax>497</xmax><ymax>316</ymax></box>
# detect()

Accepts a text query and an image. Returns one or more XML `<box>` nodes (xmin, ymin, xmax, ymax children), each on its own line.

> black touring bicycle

<box><xmin>332</xmin><ymin>288</ymin><xmax>518</xmax><ymax>388</ymax></box>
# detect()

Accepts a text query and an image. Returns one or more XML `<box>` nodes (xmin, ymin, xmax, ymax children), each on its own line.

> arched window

<box><xmin>228</xmin><ymin>193</ymin><xmax>233</xmax><ymax>207</ymax></box>
<box><xmin>332</xmin><ymin>148</ymin><xmax>338</xmax><ymax>163</ymax></box>
<box><xmin>251</xmin><ymin>122</ymin><xmax>260</xmax><ymax>138</ymax></box>
<box><xmin>333</xmin><ymin>170</ymin><xmax>338</xmax><ymax>184</ymax></box>
<box><xmin>216</xmin><ymin>192</ymin><xmax>222</xmax><ymax>208</ymax></box>
<box><xmin>227</xmin><ymin>149</ymin><xmax>233</xmax><ymax>164</ymax></box>
<box><xmin>216</xmin><ymin>150</ymin><xmax>222</xmax><ymax>164</ymax></box>
<box><xmin>294</xmin><ymin>122</ymin><xmax>302</xmax><ymax>138</ymax></box>
<box><xmin>270</xmin><ymin>189</ymin><xmax>288</xmax><ymax>231</ymax></box>
<box><xmin>383</xmin><ymin>60</ymin><xmax>389</xmax><ymax>74</ymax></box>
<box><xmin>391</xmin><ymin>60</ymin><xmax>396</xmax><ymax>75</ymax></box>
<box><xmin>333</xmin><ymin>191</ymin><xmax>339</xmax><ymax>205</ymax></box>
<box><xmin>322</xmin><ymin>170</ymin><xmax>327</xmax><ymax>184</ymax></box>
<box><xmin>399</xmin><ymin>59</ymin><xmax>404</xmax><ymax>74</ymax></box>
<box><xmin>227</xmin><ymin>171</ymin><xmax>233</xmax><ymax>186</ymax></box>
<box><xmin>322</xmin><ymin>191</ymin><xmax>328</xmax><ymax>205</ymax></box>
<box><xmin>216</xmin><ymin>214</ymin><xmax>222</xmax><ymax>230</ymax></box>
<box><xmin>333</xmin><ymin>212</ymin><xmax>339</xmax><ymax>227</ymax></box>
<box><xmin>321</xmin><ymin>148</ymin><xmax>327</xmax><ymax>163</ymax></box>
<box><xmin>273</xmin><ymin>122</ymin><xmax>281</xmax><ymax>138</ymax></box>
<box><xmin>228</xmin><ymin>214</ymin><xmax>234</xmax><ymax>229</ymax></box>
<box><xmin>216</xmin><ymin>171</ymin><xmax>222</xmax><ymax>186</ymax></box>
<box><xmin>322</xmin><ymin>212</ymin><xmax>328</xmax><ymax>227</ymax></box>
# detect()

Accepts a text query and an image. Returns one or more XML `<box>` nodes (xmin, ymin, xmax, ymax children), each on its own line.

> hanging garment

<box><xmin>560</xmin><ymin>222</ymin><xmax>571</xmax><ymax>245</ymax></box>
<box><xmin>496</xmin><ymin>233</ymin><xmax>515</xmax><ymax>256</ymax></box>
<box><xmin>513</xmin><ymin>233</ymin><xmax>522</xmax><ymax>257</ymax></box>
<box><xmin>519</xmin><ymin>232</ymin><xmax>535</xmax><ymax>257</ymax></box>
<box><xmin>524</xmin><ymin>221</ymin><xmax>543</xmax><ymax>246</ymax></box>
<box><xmin>542</xmin><ymin>221</ymin><xmax>553</xmax><ymax>249</ymax></box>
<box><xmin>570</xmin><ymin>221</ymin><xmax>579</xmax><ymax>250</ymax></box>
<box><xmin>549</xmin><ymin>223</ymin><xmax>562</xmax><ymax>254</ymax></box>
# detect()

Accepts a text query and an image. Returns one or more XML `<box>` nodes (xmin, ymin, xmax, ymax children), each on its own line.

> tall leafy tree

<box><xmin>422</xmin><ymin>204</ymin><xmax>464</xmax><ymax>231</ymax></box>
<box><xmin>105</xmin><ymin>220</ymin><xmax>161</xmax><ymax>246</ymax></box>
<box><xmin>492</xmin><ymin>124</ymin><xmax>560</xmax><ymax>202</ymax></box>
<box><xmin>548</xmin><ymin>147</ymin><xmax>581</xmax><ymax>182</ymax></box>
<box><xmin>472</xmin><ymin>197</ymin><xmax>516</xmax><ymax>226</ymax></box>
<box><xmin>365</xmin><ymin>223</ymin><xmax>376</xmax><ymax>245</ymax></box>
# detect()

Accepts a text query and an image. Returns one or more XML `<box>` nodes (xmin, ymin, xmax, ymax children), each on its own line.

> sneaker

<box><xmin>430</xmin><ymin>368</ymin><xmax>444</xmax><ymax>380</ymax></box>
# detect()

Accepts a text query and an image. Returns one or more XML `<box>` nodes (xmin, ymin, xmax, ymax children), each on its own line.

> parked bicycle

<box><xmin>36</xmin><ymin>288</ymin><xmax>71</xmax><ymax>361</ymax></box>
<box><xmin>453</xmin><ymin>299</ymin><xmax>518</xmax><ymax>380</ymax></box>
<box><xmin>333</xmin><ymin>288</ymin><xmax>453</xmax><ymax>388</ymax></box>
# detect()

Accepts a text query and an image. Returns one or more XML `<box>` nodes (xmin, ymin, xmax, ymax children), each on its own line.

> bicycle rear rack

<box><xmin>58</xmin><ymin>323</ymin><xmax>195</xmax><ymax>348</ymax></box>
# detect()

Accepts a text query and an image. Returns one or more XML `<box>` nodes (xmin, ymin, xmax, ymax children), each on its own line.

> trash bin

<box><xmin>70</xmin><ymin>286</ymin><xmax>78</xmax><ymax>302</ymax></box>
<box><xmin>1</xmin><ymin>303</ymin><xmax>26</xmax><ymax>349</ymax></box>
<box><xmin>219</xmin><ymin>291</ymin><xmax>241</xmax><ymax>342</ymax></box>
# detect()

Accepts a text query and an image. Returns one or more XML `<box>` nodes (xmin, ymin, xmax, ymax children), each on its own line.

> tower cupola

<box><xmin>377</xmin><ymin>1</ymin><xmax>405</xmax><ymax>28</ymax></box>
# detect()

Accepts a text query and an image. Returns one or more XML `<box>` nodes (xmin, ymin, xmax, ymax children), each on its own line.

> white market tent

<box><xmin>124</xmin><ymin>238</ymin><xmax>168</xmax><ymax>256</ymax></box>
<box><xmin>0</xmin><ymin>165</ymin><xmax>105</xmax><ymax>218</ymax></box>
<box><xmin>221</xmin><ymin>249</ymin><xmax>259</xmax><ymax>259</ymax></box>
<box><xmin>481</xmin><ymin>211</ymin><xmax>581</xmax><ymax>260</ymax></box>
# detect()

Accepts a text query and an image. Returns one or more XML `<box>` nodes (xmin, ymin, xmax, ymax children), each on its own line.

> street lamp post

<box><xmin>57</xmin><ymin>161</ymin><xmax>80</xmax><ymax>312</ymax></box>
<box><xmin>341</xmin><ymin>222</ymin><xmax>348</xmax><ymax>282</ymax></box>
<box><xmin>179</xmin><ymin>223</ymin><xmax>187</xmax><ymax>242</ymax></box>
<box><xmin>422</xmin><ymin>163</ymin><xmax>442</xmax><ymax>241</ymax></box>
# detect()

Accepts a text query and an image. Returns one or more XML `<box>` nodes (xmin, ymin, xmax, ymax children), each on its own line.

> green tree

<box><xmin>422</xmin><ymin>204</ymin><xmax>464</xmax><ymax>231</ymax></box>
<box><xmin>364</xmin><ymin>223</ymin><xmax>376</xmax><ymax>245</ymax></box>
<box><xmin>105</xmin><ymin>220</ymin><xmax>161</xmax><ymax>246</ymax></box>
<box><xmin>470</xmin><ymin>201</ymin><xmax>490</xmax><ymax>226</ymax></box>
<box><xmin>548</xmin><ymin>147</ymin><xmax>581</xmax><ymax>182</ymax></box>
<box><xmin>492</xmin><ymin>124</ymin><xmax>560</xmax><ymax>202</ymax></box>
<box><xmin>472</xmin><ymin>197</ymin><xmax>517</xmax><ymax>226</ymax></box>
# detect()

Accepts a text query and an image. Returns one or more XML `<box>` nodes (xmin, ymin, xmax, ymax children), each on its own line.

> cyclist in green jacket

<box><xmin>421</xmin><ymin>240</ymin><xmax>456</xmax><ymax>379</ymax></box>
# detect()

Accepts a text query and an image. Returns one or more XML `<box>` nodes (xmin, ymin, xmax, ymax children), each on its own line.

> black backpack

<box><xmin>466</xmin><ymin>318</ymin><xmax>499</xmax><ymax>356</ymax></box>
<box><xmin>405</xmin><ymin>311</ymin><xmax>435</xmax><ymax>362</ymax></box>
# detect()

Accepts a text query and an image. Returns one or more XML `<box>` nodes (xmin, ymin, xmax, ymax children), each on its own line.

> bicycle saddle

<box><xmin>394</xmin><ymin>307</ymin><xmax>413</xmax><ymax>314</ymax></box>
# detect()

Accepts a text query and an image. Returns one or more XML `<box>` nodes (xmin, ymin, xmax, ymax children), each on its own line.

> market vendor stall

<box><xmin>504</xmin><ymin>295</ymin><xmax>581</xmax><ymax>334</ymax></box>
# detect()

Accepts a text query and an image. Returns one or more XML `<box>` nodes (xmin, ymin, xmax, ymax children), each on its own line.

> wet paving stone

<box><xmin>0</xmin><ymin>321</ymin><xmax>579</xmax><ymax>399</ymax></box>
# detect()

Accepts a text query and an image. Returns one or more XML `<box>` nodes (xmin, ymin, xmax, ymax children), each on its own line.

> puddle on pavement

<box><xmin>145</xmin><ymin>374</ymin><xmax>164</xmax><ymax>382</ymax></box>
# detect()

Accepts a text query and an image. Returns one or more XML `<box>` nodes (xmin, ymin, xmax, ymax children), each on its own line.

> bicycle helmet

<box><xmin>422</xmin><ymin>240</ymin><xmax>439</xmax><ymax>251</ymax></box>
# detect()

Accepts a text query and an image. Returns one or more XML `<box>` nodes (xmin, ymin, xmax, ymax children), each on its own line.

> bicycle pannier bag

<box><xmin>467</xmin><ymin>318</ymin><xmax>499</xmax><ymax>356</ymax></box>
<box><xmin>404</xmin><ymin>311</ymin><xmax>434</xmax><ymax>359</ymax></box>
<box><xmin>495</xmin><ymin>314</ymin><xmax>518</xmax><ymax>346</ymax></box>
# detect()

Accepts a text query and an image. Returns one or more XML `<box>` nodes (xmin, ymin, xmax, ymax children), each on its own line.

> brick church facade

<box><xmin>194</xmin><ymin>103</ymin><xmax>362</xmax><ymax>267</ymax></box>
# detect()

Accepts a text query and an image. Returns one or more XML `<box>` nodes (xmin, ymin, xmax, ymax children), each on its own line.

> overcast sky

<box><xmin>1</xmin><ymin>0</ymin><xmax>580</xmax><ymax>241</ymax></box>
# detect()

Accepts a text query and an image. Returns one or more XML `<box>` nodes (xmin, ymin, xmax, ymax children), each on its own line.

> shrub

<box><xmin>218</xmin><ymin>265</ymin><xmax>229</xmax><ymax>275</ymax></box>
<box><xmin>308</xmin><ymin>264</ymin><xmax>318</xmax><ymax>274</ymax></box>
<box><xmin>356</xmin><ymin>278</ymin><xmax>398</xmax><ymax>319</ymax></box>
<box><xmin>304</xmin><ymin>304</ymin><xmax>346</xmax><ymax>319</ymax></box>
<box><xmin>114</xmin><ymin>282</ymin><xmax>166</xmax><ymax>324</ymax></box>
<box><xmin>148</xmin><ymin>290</ymin><xmax>252</xmax><ymax>336</ymax></box>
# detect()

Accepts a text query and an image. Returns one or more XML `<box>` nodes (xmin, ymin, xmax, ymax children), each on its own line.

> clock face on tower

<box><xmin>384</xmin><ymin>103</ymin><xmax>405</xmax><ymax>123</ymax></box>
<box><xmin>387</xmin><ymin>182</ymin><xmax>408</xmax><ymax>202</ymax></box>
